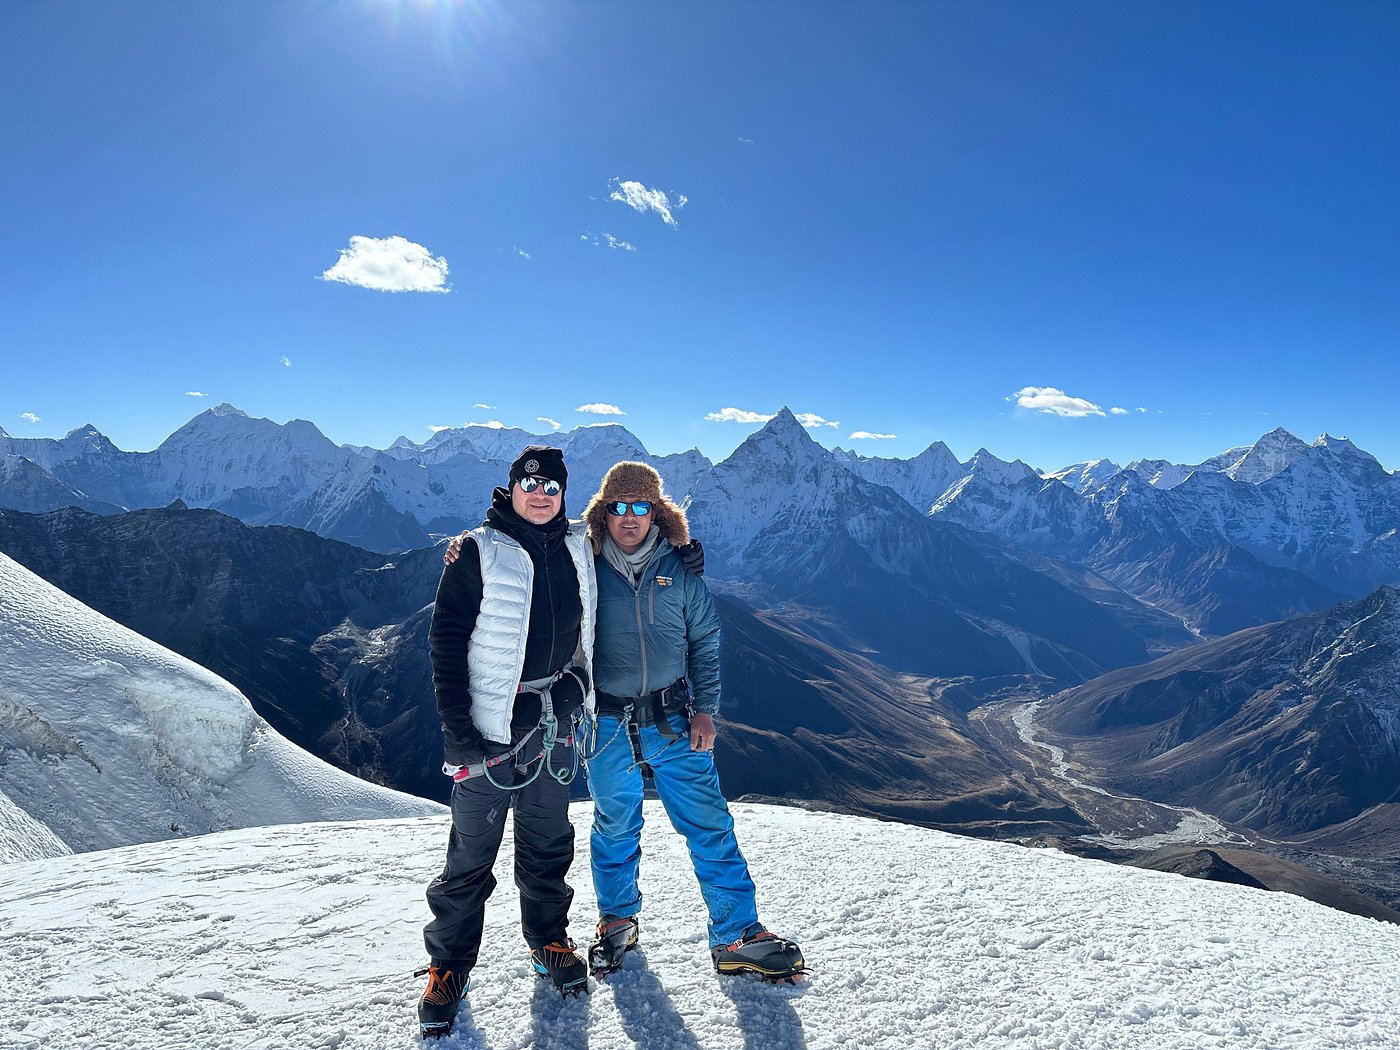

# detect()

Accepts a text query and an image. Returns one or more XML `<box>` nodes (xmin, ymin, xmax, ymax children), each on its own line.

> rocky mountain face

<box><xmin>1036</xmin><ymin>586</ymin><xmax>1400</xmax><ymax>843</ymax></box>
<box><xmin>686</xmin><ymin>410</ymin><xmax>1152</xmax><ymax>683</ymax></box>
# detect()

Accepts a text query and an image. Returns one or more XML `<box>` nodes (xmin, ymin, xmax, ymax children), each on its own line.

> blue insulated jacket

<box><xmin>592</xmin><ymin>542</ymin><xmax>721</xmax><ymax>713</ymax></box>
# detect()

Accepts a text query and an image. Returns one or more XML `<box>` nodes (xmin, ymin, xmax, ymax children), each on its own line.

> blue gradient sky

<box><xmin>4</xmin><ymin>1</ymin><xmax>1397</xmax><ymax>472</ymax></box>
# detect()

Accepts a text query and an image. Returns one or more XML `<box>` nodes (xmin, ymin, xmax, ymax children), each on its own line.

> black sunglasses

<box><xmin>518</xmin><ymin>476</ymin><xmax>561</xmax><ymax>496</ymax></box>
<box><xmin>605</xmin><ymin>500</ymin><xmax>652</xmax><ymax>517</ymax></box>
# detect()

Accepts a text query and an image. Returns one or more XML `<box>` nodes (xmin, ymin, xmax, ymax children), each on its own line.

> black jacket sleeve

<box><xmin>428</xmin><ymin>537</ymin><xmax>486</xmax><ymax>765</ymax></box>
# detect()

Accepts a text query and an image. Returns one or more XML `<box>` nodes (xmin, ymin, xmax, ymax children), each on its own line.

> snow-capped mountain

<box><xmin>686</xmin><ymin>409</ymin><xmax>1150</xmax><ymax>681</ymax></box>
<box><xmin>0</xmin><ymin>551</ymin><xmax>439</xmax><ymax>864</ymax></box>
<box><xmin>0</xmin><ymin>408</ymin><xmax>714</xmax><ymax>552</ymax></box>
<box><xmin>1038</xmin><ymin>585</ymin><xmax>1400</xmax><ymax>843</ymax></box>
<box><xmin>1045</xmin><ymin>457</ymin><xmax>1122</xmax><ymax>493</ymax></box>
<box><xmin>3</xmin><ymin>804</ymin><xmax>1399</xmax><ymax>1050</ymax></box>
<box><xmin>832</xmin><ymin>439</ymin><xmax>966</xmax><ymax>511</ymax></box>
<box><xmin>0</xmin><ymin>454</ymin><xmax>121</xmax><ymax>514</ymax></box>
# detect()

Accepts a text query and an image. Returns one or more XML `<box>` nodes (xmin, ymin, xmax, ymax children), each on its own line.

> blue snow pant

<box><xmin>423</xmin><ymin>734</ymin><xmax>575</xmax><ymax>969</ymax></box>
<box><xmin>586</xmin><ymin>716</ymin><xmax>760</xmax><ymax>948</ymax></box>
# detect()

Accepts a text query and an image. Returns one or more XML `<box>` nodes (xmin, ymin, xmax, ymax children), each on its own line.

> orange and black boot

<box><xmin>530</xmin><ymin>939</ymin><xmax>590</xmax><ymax>996</ymax></box>
<box><xmin>415</xmin><ymin>962</ymin><xmax>470</xmax><ymax>1039</ymax></box>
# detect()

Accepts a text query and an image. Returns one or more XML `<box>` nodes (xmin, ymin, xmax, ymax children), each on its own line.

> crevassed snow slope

<box><xmin>0</xmin><ymin>551</ymin><xmax>440</xmax><ymax>863</ymax></box>
<box><xmin>2</xmin><ymin>803</ymin><xmax>1398</xmax><ymax>1050</ymax></box>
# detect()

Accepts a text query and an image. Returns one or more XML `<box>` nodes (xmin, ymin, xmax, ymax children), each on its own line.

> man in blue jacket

<box><xmin>580</xmin><ymin>461</ymin><xmax>804</xmax><ymax>981</ymax></box>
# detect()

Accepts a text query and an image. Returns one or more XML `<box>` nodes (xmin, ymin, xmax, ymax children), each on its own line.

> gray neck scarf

<box><xmin>602</xmin><ymin>526</ymin><xmax>664</xmax><ymax>588</ymax></box>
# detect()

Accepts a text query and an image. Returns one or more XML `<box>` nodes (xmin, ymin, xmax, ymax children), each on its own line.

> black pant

<box><xmin>423</xmin><ymin>734</ymin><xmax>576</xmax><ymax>968</ymax></box>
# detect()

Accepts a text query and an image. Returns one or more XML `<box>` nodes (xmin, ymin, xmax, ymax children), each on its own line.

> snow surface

<box><xmin>2</xmin><ymin>803</ymin><xmax>1398</xmax><ymax>1049</ymax></box>
<box><xmin>0</xmin><ymin>552</ymin><xmax>439</xmax><ymax>863</ymax></box>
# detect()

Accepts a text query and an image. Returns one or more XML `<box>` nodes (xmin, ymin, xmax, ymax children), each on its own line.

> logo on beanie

<box><xmin>524</xmin><ymin>459</ymin><xmax>540</xmax><ymax>474</ymax></box>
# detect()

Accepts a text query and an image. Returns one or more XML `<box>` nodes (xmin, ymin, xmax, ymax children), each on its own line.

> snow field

<box><xmin>2</xmin><ymin>803</ymin><xmax>1399</xmax><ymax>1049</ymax></box>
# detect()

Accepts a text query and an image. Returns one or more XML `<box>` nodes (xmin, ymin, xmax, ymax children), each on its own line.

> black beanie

<box><xmin>509</xmin><ymin>446</ymin><xmax>568</xmax><ymax>491</ymax></box>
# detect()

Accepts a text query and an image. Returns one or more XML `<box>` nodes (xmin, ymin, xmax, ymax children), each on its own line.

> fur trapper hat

<box><xmin>583</xmin><ymin>461</ymin><xmax>690</xmax><ymax>553</ymax></box>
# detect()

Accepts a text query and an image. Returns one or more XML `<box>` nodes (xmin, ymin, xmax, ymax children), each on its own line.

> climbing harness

<box><xmin>451</xmin><ymin>668</ymin><xmax>584</xmax><ymax>790</ymax></box>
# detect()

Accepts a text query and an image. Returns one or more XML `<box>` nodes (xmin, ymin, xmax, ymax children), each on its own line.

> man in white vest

<box><xmin>417</xmin><ymin>446</ymin><xmax>597</xmax><ymax>1039</ymax></box>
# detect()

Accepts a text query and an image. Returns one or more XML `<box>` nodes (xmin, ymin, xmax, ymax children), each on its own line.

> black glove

<box><xmin>677</xmin><ymin>539</ymin><xmax>705</xmax><ymax>577</ymax></box>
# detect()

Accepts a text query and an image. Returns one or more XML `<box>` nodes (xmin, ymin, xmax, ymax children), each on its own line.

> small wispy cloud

<box><xmin>467</xmin><ymin>420</ymin><xmax>509</xmax><ymax>429</ymax></box>
<box><xmin>794</xmin><ymin>413</ymin><xmax>840</xmax><ymax>430</ymax></box>
<box><xmin>705</xmin><ymin>407</ymin><xmax>773</xmax><ymax>424</ymax></box>
<box><xmin>1010</xmin><ymin>386</ymin><xmax>1105</xmax><ymax>418</ymax></box>
<box><xmin>185</xmin><ymin>391</ymin><xmax>206</xmax><ymax>398</ymax></box>
<box><xmin>513</xmin><ymin>247</ymin><xmax>531</xmax><ymax>260</ymax></box>
<box><xmin>280</xmin><ymin>356</ymin><xmax>292</xmax><ymax>368</ymax></box>
<box><xmin>581</xmin><ymin>232</ymin><xmax>638</xmax><ymax>252</ymax></box>
<box><xmin>474</xmin><ymin>403</ymin><xmax>496</xmax><ymax>410</ymax></box>
<box><xmin>850</xmin><ymin>431</ymin><xmax>897</xmax><ymax>440</ymax></box>
<box><xmin>1137</xmin><ymin>407</ymin><xmax>1148</xmax><ymax>414</ymax></box>
<box><xmin>537</xmin><ymin>416</ymin><xmax>562</xmax><ymax>432</ymax></box>
<box><xmin>21</xmin><ymin>412</ymin><xmax>41</xmax><ymax>424</ymax></box>
<box><xmin>577</xmin><ymin>403</ymin><xmax>625</xmax><ymax>416</ymax></box>
<box><xmin>739</xmin><ymin>136</ymin><xmax>755</xmax><ymax>145</ymax></box>
<box><xmin>608</xmin><ymin>179</ymin><xmax>686</xmax><ymax>227</ymax></box>
<box><xmin>1110</xmin><ymin>407</ymin><xmax>1130</xmax><ymax>416</ymax></box>
<box><xmin>319</xmin><ymin>235</ymin><xmax>450</xmax><ymax>294</ymax></box>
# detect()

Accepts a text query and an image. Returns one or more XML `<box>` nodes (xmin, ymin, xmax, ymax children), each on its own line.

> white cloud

<box><xmin>1110</xmin><ymin>407</ymin><xmax>1130</xmax><ymax>416</ymax></box>
<box><xmin>705</xmin><ymin>407</ymin><xmax>774</xmax><ymax>424</ymax></box>
<box><xmin>577</xmin><ymin>403</ymin><xmax>625</xmax><ymax>416</ymax></box>
<box><xmin>474</xmin><ymin>403</ymin><xmax>496</xmax><ymax>410</ymax></box>
<box><xmin>467</xmin><ymin>420</ymin><xmax>508</xmax><ymax>429</ymax></box>
<box><xmin>185</xmin><ymin>391</ymin><xmax>206</xmax><ymax>398</ymax></box>
<box><xmin>1013</xmin><ymin>386</ymin><xmax>1105</xmax><ymax>418</ymax></box>
<box><xmin>537</xmin><ymin>416</ymin><xmax>562</xmax><ymax>432</ymax></box>
<box><xmin>319</xmin><ymin>235</ymin><xmax>450</xmax><ymax>294</ymax></box>
<box><xmin>739</xmin><ymin>137</ymin><xmax>755</xmax><ymax>145</ymax></box>
<box><xmin>794</xmin><ymin>412</ymin><xmax>840</xmax><ymax>429</ymax></box>
<box><xmin>427</xmin><ymin>425</ymin><xmax>453</xmax><ymax>433</ymax></box>
<box><xmin>581</xmin><ymin>232</ymin><xmax>638</xmax><ymax>252</ymax></box>
<box><xmin>850</xmin><ymin>431</ymin><xmax>897</xmax><ymax>440</ymax></box>
<box><xmin>608</xmin><ymin>179</ymin><xmax>685</xmax><ymax>227</ymax></box>
<box><xmin>513</xmin><ymin>247</ymin><xmax>531</xmax><ymax>260</ymax></box>
<box><xmin>280</xmin><ymin>356</ymin><xmax>292</xmax><ymax>368</ymax></box>
<box><xmin>1137</xmin><ymin>407</ymin><xmax>1148</xmax><ymax>414</ymax></box>
<box><xmin>21</xmin><ymin>412</ymin><xmax>40</xmax><ymax>424</ymax></box>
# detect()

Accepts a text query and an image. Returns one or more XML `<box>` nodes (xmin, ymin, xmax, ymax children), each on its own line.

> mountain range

<box><xmin>4</xmin><ymin>404</ymin><xmax>1399</xmax><ymax>913</ymax></box>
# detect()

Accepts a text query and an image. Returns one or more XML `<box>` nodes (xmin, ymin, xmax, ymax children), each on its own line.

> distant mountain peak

<box><xmin>209</xmin><ymin>403</ymin><xmax>248</xmax><ymax>418</ymax></box>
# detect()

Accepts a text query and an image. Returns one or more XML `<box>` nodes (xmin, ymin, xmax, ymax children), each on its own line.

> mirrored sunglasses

<box><xmin>606</xmin><ymin>500</ymin><xmax>652</xmax><ymax>517</ymax></box>
<box><xmin>518</xmin><ymin>476</ymin><xmax>561</xmax><ymax>496</ymax></box>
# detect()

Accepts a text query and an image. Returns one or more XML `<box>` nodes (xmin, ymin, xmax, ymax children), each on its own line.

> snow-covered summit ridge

<box><xmin>3</xmin><ymin>804</ymin><xmax>1398</xmax><ymax>1050</ymax></box>
<box><xmin>0</xmin><ymin>552</ymin><xmax>439</xmax><ymax>864</ymax></box>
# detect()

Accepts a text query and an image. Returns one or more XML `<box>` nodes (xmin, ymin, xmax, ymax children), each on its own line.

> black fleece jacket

<box><xmin>428</xmin><ymin>488</ymin><xmax>586</xmax><ymax>765</ymax></box>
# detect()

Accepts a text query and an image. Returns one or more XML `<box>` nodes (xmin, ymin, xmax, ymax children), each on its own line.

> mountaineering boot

<box><xmin>588</xmin><ymin>914</ymin><xmax>640</xmax><ymax>976</ymax></box>
<box><xmin>416</xmin><ymin>963</ymin><xmax>470</xmax><ymax>1039</ymax></box>
<box><xmin>711</xmin><ymin>925</ymin><xmax>806</xmax><ymax>982</ymax></box>
<box><xmin>531</xmin><ymin>940</ymin><xmax>590</xmax><ymax>996</ymax></box>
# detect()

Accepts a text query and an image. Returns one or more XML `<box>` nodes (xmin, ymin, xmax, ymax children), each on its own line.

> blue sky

<box><xmin>4</xmin><ymin>1</ymin><xmax>1398</xmax><ymax>472</ymax></box>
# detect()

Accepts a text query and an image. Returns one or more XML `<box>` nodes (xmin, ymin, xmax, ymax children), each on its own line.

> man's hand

<box><xmin>444</xmin><ymin>532</ymin><xmax>469</xmax><ymax>566</ymax></box>
<box><xmin>677</xmin><ymin>539</ymin><xmax>704</xmax><ymax>577</ymax></box>
<box><xmin>689</xmin><ymin>712</ymin><xmax>717</xmax><ymax>751</ymax></box>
